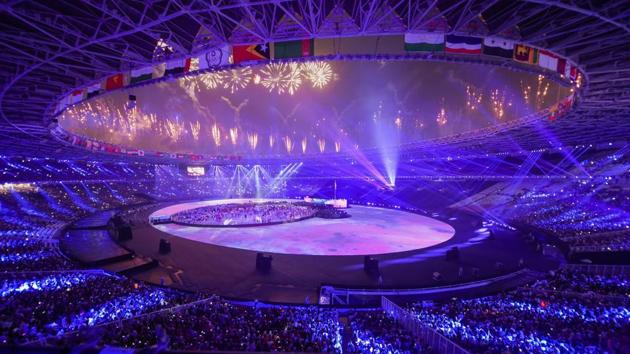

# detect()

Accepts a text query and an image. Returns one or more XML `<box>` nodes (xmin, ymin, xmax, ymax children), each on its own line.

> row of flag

<box><xmin>403</xmin><ymin>33</ymin><xmax>580</xmax><ymax>81</ymax></box>
<box><xmin>53</xmin><ymin>127</ymin><xmax>241</xmax><ymax>161</ymax></box>
<box><xmin>57</xmin><ymin>34</ymin><xmax>580</xmax><ymax>113</ymax></box>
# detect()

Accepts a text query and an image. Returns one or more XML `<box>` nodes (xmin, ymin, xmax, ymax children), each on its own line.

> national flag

<box><xmin>232</xmin><ymin>43</ymin><xmax>270</xmax><ymax>64</ymax></box>
<box><xmin>152</xmin><ymin>63</ymin><xmax>166</xmax><ymax>79</ymax></box>
<box><xmin>165</xmin><ymin>58</ymin><xmax>192</xmax><ymax>76</ymax></box>
<box><xmin>563</xmin><ymin>62</ymin><xmax>573</xmax><ymax>79</ymax></box>
<box><xmin>445</xmin><ymin>35</ymin><xmax>482</xmax><ymax>54</ymax></box>
<box><xmin>197</xmin><ymin>45</ymin><xmax>231</xmax><ymax>69</ymax></box>
<box><xmin>126</xmin><ymin>149</ymin><xmax>145</xmax><ymax>156</ymax></box>
<box><xmin>483</xmin><ymin>37</ymin><xmax>515</xmax><ymax>58</ymax></box>
<box><xmin>105</xmin><ymin>73</ymin><xmax>124</xmax><ymax>90</ymax></box>
<box><xmin>67</xmin><ymin>89</ymin><xmax>86</xmax><ymax>105</ymax></box>
<box><xmin>87</xmin><ymin>82</ymin><xmax>102</xmax><ymax>98</ymax></box>
<box><xmin>513</xmin><ymin>44</ymin><xmax>538</xmax><ymax>64</ymax></box>
<box><xmin>404</xmin><ymin>33</ymin><xmax>444</xmax><ymax>52</ymax></box>
<box><xmin>273</xmin><ymin>39</ymin><xmax>314</xmax><ymax>59</ymax></box>
<box><xmin>538</xmin><ymin>50</ymin><xmax>559</xmax><ymax>71</ymax></box>
<box><xmin>556</xmin><ymin>57</ymin><xmax>566</xmax><ymax>75</ymax></box>
<box><xmin>569</xmin><ymin>65</ymin><xmax>578</xmax><ymax>81</ymax></box>
<box><xmin>130</xmin><ymin>66</ymin><xmax>153</xmax><ymax>84</ymax></box>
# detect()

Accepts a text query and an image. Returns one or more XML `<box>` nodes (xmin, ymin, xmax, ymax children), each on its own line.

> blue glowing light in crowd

<box><xmin>54</xmin><ymin>289</ymin><xmax>173</xmax><ymax>332</ymax></box>
<box><xmin>1</xmin><ymin>272</ymin><xmax>110</xmax><ymax>297</ymax></box>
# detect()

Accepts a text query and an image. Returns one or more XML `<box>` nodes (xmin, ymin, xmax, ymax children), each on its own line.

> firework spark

<box><xmin>520</xmin><ymin>80</ymin><xmax>532</xmax><ymax>105</ymax></box>
<box><xmin>301</xmin><ymin>137</ymin><xmax>307</xmax><ymax>153</ymax></box>
<box><xmin>534</xmin><ymin>75</ymin><xmax>550</xmax><ymax>109</ymax></box>
<box><xmin>465</xmin><ymin>85</ymin><xmax>483</xmax><ymax>111</ymax></box>
<box><xmin>301</xmin><ymin>61</ymin><xmax>334</xmax><ymax>89</ymax></box>
<box><xmin>198</xmin><ymin>71</ymin><xmax>223</xmax><ymax>90</ymax></box>
<box><xmin>223</xmin><ymin>67</ymin><xmax>252</xmax><ymax>93</ymax></box>
<box><xmin>211</xmin><ymin>124</ymin><xmax>221</xmax><ymax>146</ymax></box>
<box><xmin>259</xmin><ymin>62</ymin><xmax>302</xmax><ymax>95</ymax></box>
<box><xmin>269</xmin><ymin>135</ymin><xmax>275</xmax><ymax>148</ymax></box>
<box><xmin>190</xmin><ymin>121</ymin><xmax>201</xmax><ymax>140</ymax></box>
<box><xmin>317</xmin><ymin>138</ymin><xmax>326</xmax><ymax>153</ymax></box>
<box><xmin>490</xmin><ymin>89</ymin><xmax>507</xmax><ymax>120</ymax></box>
<box><xmin>283</xmin><ymin>136</ymin><xmax>294</xmax><ymax>153</ymax></box>
<box><xmin>247</xmin><ymin>133</ymin><xmax>258</xmax><ymax>150</ymax></box>
<box><xmin>163</xmin><ymin>119</ymin><xmax>185</xmax><ymax>141</ymax></box>
<box><xmin>436</xmin><ymin>98</ymin><xmax>447</xmax><ymax>126</ymax></box>
<box><xmin>229</xmin><ymin>127</ymin><xmax>239</xmax><ymax>145</ymax></box>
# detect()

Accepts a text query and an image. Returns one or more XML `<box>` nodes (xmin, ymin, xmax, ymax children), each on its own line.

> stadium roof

<box><xmin>0</xmin><ymin>0</ymin><xmax>628</xmax><ymax>158</ymax></box>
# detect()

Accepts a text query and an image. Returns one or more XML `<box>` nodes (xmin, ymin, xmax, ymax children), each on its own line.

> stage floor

<box><xmin>150</xmin><ymin>199</ymin><xmax>455</xmax><ymax>256</ymax></box>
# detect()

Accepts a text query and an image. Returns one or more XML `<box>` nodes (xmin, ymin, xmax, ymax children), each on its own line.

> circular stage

<box><xmin>150</xmin><ymin>199</ymin><xmax>455</xmax><ymax>256</ymax></box>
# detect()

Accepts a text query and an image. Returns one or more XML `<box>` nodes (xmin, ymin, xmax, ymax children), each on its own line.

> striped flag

<box><xmin>445</xmin><ymin>35</ymin><xmax>482</xmax><ymax>54</ymax></box>
<box><xmin>67</xmin><ymin>89</ymin><xmax>86</xmax><ymax>105</ymax></box>
<box><xmin>130</xmin><ymin>66</ymin><xmax>153</xmax><ymax>84</ymax></box>
<box><xmin>569</xmin><ymin>65</ymin><xmax>578</xmax><ymax>81</ymax></box>
<box><xmin>556</xmin><ymin>57</ymin><xmax>567</xmax><ymax>75</ymax></box>
<box><xmin>86</xmin><ymin>82</ymin><xmax>102</xmax><ymax>98</ymax></box>
<box><xmin>564</xmin><ymin>62</ymin><xmax>572</xmax><ymax>79</ymax></box>
<box><xmin>483</xmin><ymin>37</ymin><xmax>515</xmax><ymax>58</ymax></box>
<box><xmin>404</xmin><ymin>33</ymin><xmax>445</xmax><ymax>52</ymax></box>
<box><xmin>126</xmin><ymin>149</ymin><xmax>145</xmax><ymax>156</ymax></box>
<box><xmin>165</xmin><ymin>58</ymin><xmax>192</xmax><ymax>76</ymax></box>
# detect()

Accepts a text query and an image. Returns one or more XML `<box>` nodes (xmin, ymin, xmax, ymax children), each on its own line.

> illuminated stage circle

<box><xmin>150</xmin><ymin>199</ymin><xmax>455</xmax><ymax>256</ymax></box>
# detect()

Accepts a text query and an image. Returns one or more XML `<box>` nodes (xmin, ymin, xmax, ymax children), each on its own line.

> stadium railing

<box><xmin>381</xmin><ymin>296</ymin><xmax>471</xmax><ymax>354</ymax></box>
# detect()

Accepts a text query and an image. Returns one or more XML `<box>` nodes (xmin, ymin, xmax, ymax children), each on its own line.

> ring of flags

<box><xmin>55</xmin><ymin>32</ymin><xmax>582</xmax><ymax>158</ymax></box>
<box><xmin>58</xmin><ymin>33</ymin><xmax>581</xmax><ymax>114</ymax></box>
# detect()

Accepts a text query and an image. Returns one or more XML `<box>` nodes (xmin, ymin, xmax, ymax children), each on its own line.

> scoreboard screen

<box><xmin>186</xmin><ymin>166</ymin><xmax>205</xmax><ymax>176</ymax></box>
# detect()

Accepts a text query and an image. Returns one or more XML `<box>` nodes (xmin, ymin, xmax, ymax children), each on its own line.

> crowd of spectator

<box><xmin>409</xmin><ymin>269</ymin><xmax>630</xmax><ymax>353</ymax></box>
<box><xmin>346</xmin><ymin>310</ymin><xmax>425</xmax><ymax>354</ymax></box>
<box><xmin>531</xmin><ymin>267</ymin><xmax>630</xmax><ymax>298</ymax></box>
<box><xmin>0</xmin><ymin>157</ymin><xmax>156</xmax><ymax>183</ymax></box>
<box><xmin>170</xmin><ymin>201</ymin><xmax>317</xmax><ymax>226</ymax></box>
<box><xmin>452</xmin><ymin>151</ymin><xmax>629</xmax><ymax>252</ymax></box>
<box><xmin>70</xmin><ymin>298</ymin><xmax>343</xmax><ymax>352</ymax></box>
<box><xmin>0</xmin><ymin>151</ymin><xmax>628</xmax><ymax>352</ymax></box>
<box><xmin>0</xmin><ymin>271</ymin><xmax>195</xmax><ymax>345</ymax></box>
<box><xmin>0</xmin><ymin>236</ymin><xmax>73</xmax><ymax>271</ymax></box>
